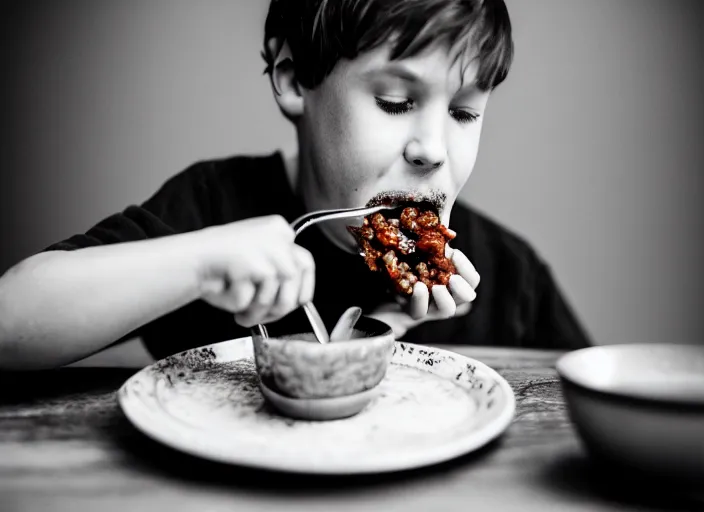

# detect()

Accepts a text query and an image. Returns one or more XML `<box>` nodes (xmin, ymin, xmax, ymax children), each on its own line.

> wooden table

<box><xmin>1</xmin><ymin>346</ymin><xmax>701</xmax><ymax>512</ymax></box>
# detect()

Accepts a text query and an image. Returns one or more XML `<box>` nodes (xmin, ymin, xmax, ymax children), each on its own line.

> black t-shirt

<box><xmin>44</xmin><ymin>152</ymin><xmax>591</xmax><ymax>359</ymax></box>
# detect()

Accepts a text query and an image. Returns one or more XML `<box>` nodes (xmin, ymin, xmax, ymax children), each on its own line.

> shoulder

<box><xmin>154</xmin><ymin>152</ymin><xmax>283</xmax><ymax>195</ymax></box>
<box><xmin>143</xmin><ymin>151</ymin><xmax>287</xmax><ymax>225</ymax></box>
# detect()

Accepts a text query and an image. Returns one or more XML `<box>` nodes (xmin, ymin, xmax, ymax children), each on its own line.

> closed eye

<box><xmin>375</xmin><ymin>97</ymin><xmax>413</xmax><ymax>115</ymax></box>
<box><xmin>450</xmin><ymin>109</ymin><xmax>480</xmax><ymax>124</ymax></box>
<box><xmin>376</xmin><ymin>97</ymin><xmax>480</xmax><ymax>125</ymax></box>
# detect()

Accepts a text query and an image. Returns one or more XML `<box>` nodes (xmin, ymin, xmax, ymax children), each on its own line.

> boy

<box><xmin>0</xmin><ymin>0</ymin><xmax>590</xmax><ymax>370</ymax></box>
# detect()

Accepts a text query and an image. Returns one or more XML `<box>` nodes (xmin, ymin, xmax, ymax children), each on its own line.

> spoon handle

<box><xmin>250</xmin><ymin>303</ymin><xmax>329</xmax><ymax>343</ymax></box>
<box><xmin>302</xmin><ymin>302</ymin><xmax>330</xmax><ymax>344</ymax></box>
<box><xmin>329</xmin><ymin>306</ymin><xmax>363</xmax><ymax>342</ymax></box>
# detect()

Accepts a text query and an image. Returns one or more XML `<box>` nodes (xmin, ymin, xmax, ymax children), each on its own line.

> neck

<box><xmin>281</xmin><ymin>144</ymin><xmax>299</xmax><ymax>196</ymax></box>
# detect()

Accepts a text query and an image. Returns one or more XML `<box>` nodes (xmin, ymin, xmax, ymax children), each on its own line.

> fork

<box><xmin>290</xmin><ymin>203</ymin><xmax>395</xmax><ymax>237</ymax></box>
<box><xmin>252</xmin><ymin>203</ymin><xmax>395</xmax><ymax>343</ymax></box>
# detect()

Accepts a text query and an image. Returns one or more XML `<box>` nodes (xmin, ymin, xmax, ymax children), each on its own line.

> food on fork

<box><xmin>348</xmin><ymin>202</ymin><xmax>457</xmax><ymax>296</ymax></box>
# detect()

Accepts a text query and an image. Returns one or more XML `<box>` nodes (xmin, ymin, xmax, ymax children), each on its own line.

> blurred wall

<box><xmin>2</xmin><ymin>0</ymin><xmax>703</xmax><ymax>346</ymax></box>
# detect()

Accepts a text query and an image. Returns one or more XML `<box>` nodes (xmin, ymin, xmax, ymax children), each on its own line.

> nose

<box><xmin>403</xmin><ymin>118</ymin><xmax>447</xmax><ymax>173</ymax></box>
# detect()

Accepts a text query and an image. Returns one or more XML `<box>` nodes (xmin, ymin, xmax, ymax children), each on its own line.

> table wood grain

<box><xmin>1</xmin><ymin>345</ymin><xmax>701</xmax><ymax>512</ymax></box>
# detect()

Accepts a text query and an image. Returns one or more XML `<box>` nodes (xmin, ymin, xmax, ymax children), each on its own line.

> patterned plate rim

<box><xmin>118</xmin><ymin>337</ymin><xmax>516</xmax><ymax>474</ymax></box>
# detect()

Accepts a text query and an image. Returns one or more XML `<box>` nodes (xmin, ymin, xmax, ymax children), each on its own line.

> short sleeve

<box><xmin>43</xmin><ymin>161</ymin><xmax>214</xmax><ymax>252</ymax></box>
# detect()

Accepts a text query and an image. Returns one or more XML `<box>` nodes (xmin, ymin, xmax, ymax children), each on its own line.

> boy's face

<box><xmin>296</xmin><ymin>41</ymin><xmax>490</xmax><ymax>250</ymax></box>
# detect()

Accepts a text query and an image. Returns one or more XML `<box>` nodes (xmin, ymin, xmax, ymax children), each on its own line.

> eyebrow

<box><xmin>362</xmin><ymin>64</ymin><xmax>421</xmax><ymax>84</ymax></box>
<box><xmin>362</xmin><ymin>62</ymin><xmax>481</xmax><ymax>96</ymax></box>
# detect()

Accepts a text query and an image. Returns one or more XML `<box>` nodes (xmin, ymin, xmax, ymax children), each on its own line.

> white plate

<box><xmin>118</xmin><ymin>337</ymin><xmax>516</xmax><ymax>474</ymax></box>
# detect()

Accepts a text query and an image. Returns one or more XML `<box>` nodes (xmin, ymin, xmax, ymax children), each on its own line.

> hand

<box><xmin>369</xmin><ymin>301</ymin><xmax>473</xmax><ymax>340</ymax></box>
<box><xmin>368</xmin><ymin>246</ymin><xmax>480</xmax><ymax>338</ymax></box>
<box><xmin>193</xmin><ymin>215</ymin><xmax>315</xmax><ymax>327</ymax></box>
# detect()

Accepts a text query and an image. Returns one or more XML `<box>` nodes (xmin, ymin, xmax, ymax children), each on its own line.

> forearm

<box><xmin>0</xmin><ymin>232</ymin><xmax>205</xmax><ymax>370</ymax></box>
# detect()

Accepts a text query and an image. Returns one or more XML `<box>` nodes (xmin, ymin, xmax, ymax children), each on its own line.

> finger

<box><xmin>234</xmin><ymin>307</ymin><xmax>263</xmax><ymax>328</ymax></box>
<box><xmin>236</xmin><ymin>304</ymin><xmax>278</xmax><ymax>328</ymax></box>
<box><xmin>426</xmin><ymin>300</ymin><xmax>472</xmax><ymax>321</ymax></box>
<box><xmin>448</xmin><ymin>274</ymin><xmax>477</xmax><ymax>303</ymax></box>
<box><xmin>230</xmin><ymin>279</ymin><xmax>258</xmax><ymax>312</ymax></box>
<box><xmin>431</xmin><ymin>285</ymin><xmax>456</xmax><ymax>318</ymax></box>
<box><xmin>455</xmin><ymin>302</ymin><xmax>472</xmax><ymax>316</ymax></box>
<box><xmin>203</xmin><ymin>279</ymin><xmax>256</xmax><ymax>313</ymax></box>
<box><xmin>409</xmin><ymin>282</ymin><xmax>429</xmax><ymax>320</ymax></box>
<box><xmin>451</xmin><ymin>250</ymin><xmax>481</xmax><ymax>289</ymax></box>
<box><xmin>235</xmin><ymin>278</ymin><xmax>280</xmax><ymax>326</ymax></box>
<box><xmin>292</xmin><ymin>245</ymin><xmax>316</xmax><ymax>305</ymax></box>
<box><xmin>268</xmin><ymin>276</ymin><xmax>300</xmax><ymax>319</ymax></box>
<box><xmin>226</xmin><ymin>253</ymin><xmax>273</xmax><ymax>285</ymax></box>
<box><xmin>253</xmin><ymin>278</ymin><xmax>280</xmax><ymax>308</ymax></box>
<box><xmin>250</xmin><ymin>244</ymin><xmax>313</xmax><ymax>322</ymax></box>
<box><xmin>270</xmin><ymin>246</ymin><xmax>299</xmax><ymax>280</ymax></box>
<box><xmin>299</xmin><ymin>267</ymin><xmax>315</xmax><ymax>305</ymax></box>
<box><xmin>271</xmin><ymin>245</ymin><xmax>312</xmax><ymax>317</ymax></box>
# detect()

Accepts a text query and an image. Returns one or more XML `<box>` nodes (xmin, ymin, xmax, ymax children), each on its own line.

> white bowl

<box><xmin>557</xmin><ymin>344</ymin><xmax>704</xmax><ymax>484</ymax></box>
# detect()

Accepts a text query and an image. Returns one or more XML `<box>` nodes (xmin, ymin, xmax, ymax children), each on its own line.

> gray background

<box><xmin>2</xmin><ymin>0</ymin><xmax>703</xmax><ymax>350</ymax></box>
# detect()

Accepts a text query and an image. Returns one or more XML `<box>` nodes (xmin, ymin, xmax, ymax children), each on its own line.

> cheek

<box><xmin>316</xmin><ymin>93</ymin><xmax>406</xmax><ymax>192</ymax></box>
<box><xmin>448</xmin><ymin>123</ymin><xmax>483</xmax><ymax>188</ymax></box>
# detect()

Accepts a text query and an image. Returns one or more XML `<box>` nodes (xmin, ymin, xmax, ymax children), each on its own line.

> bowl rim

<box><xmin>254</xmin><ymin>315</ymin><xmax>394</xmax><ymax>345</ymax></box>
<box><xmin>556</xmin><ymin>344</ymin><xmax>704</xmax><ymax>409</ymax></box>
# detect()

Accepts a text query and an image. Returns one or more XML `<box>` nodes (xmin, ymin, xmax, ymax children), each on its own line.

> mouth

<box><xmin>349</xmin><ymin>189</ymin><xmax>457</xmax><ymax>297</ymax></box>
<box><xmin>365</xmin><ymin>190</ymin><xmax>447</xmax><ymax>217</ymax></box>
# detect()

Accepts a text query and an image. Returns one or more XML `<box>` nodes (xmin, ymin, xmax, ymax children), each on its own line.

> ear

<box><xmin>267</xmin><ymin>38</ymin><xmax>304</xmax><ymax>119</ymax></box>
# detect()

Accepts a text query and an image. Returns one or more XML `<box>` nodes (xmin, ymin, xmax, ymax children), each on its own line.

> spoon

<box><xmin>302</xmin><ymin>303</ymin><xmax>330</xmax><ymax>344</ymax></box>
<box><xmin>329</xmin><ymin>306</ymin><xmax>363</xmax><ymax>342</ymax></box>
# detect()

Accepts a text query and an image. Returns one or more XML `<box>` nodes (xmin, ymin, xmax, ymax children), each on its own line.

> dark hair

<box><xmin>262</xmin><ymin>0</ymin><xmax>514</xmax><ymax>91</ymax></box>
